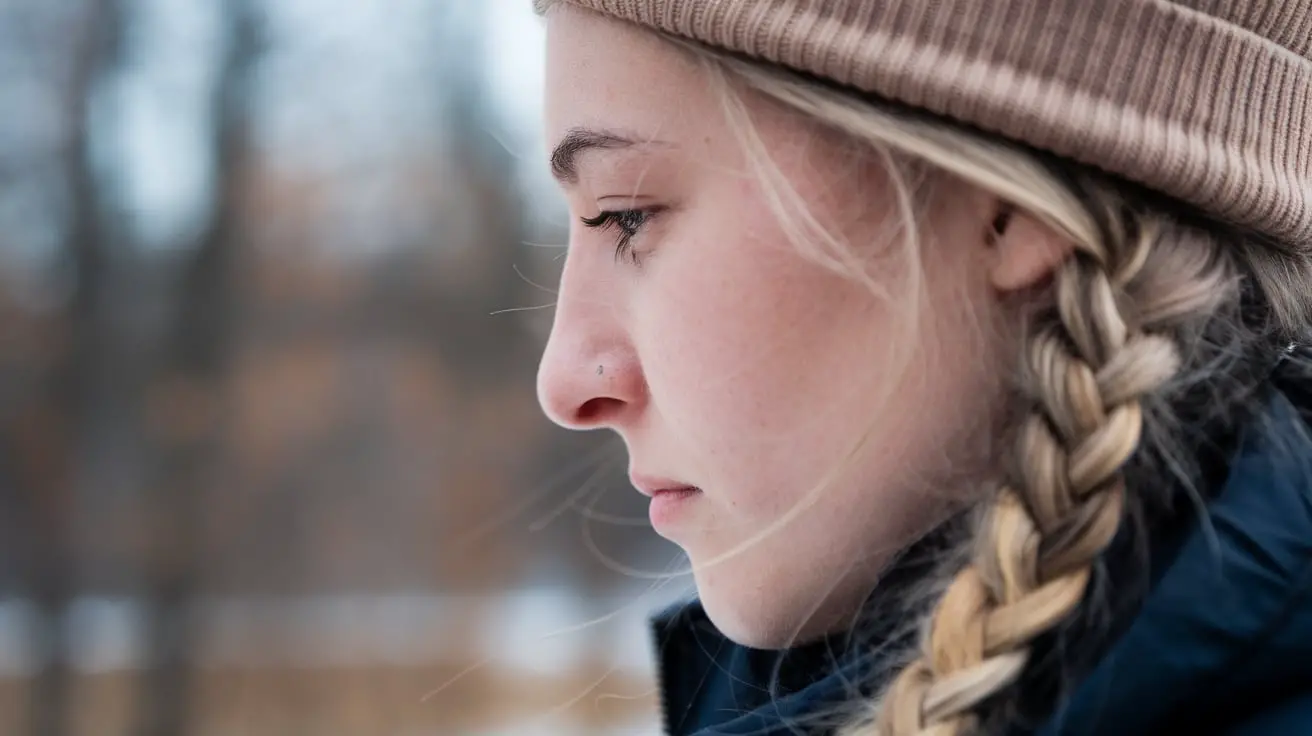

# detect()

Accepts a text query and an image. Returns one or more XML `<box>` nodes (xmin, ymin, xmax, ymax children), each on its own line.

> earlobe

<box><xmin>987</xmin><ymin>205</ymin><xmax>1074</xmax><ymax>293</ymax></box>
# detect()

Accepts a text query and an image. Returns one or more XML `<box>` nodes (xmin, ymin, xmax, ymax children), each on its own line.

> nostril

<box><xmin>577</xmin><ymin>396</ymin><xmax>623</xmax><ymax>424</ymax></box>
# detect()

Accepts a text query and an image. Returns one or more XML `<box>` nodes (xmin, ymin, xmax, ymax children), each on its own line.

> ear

<box><xmin>985</xmin><ymin>203</ymin><xmax>1074</xmax><ymax>293</ymax></box>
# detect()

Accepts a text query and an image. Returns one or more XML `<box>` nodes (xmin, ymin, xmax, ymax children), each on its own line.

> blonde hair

<box><xmin>537</xmin><ymin>3</ymin><xmax>1312</xmax><ymax>732</ymax></box>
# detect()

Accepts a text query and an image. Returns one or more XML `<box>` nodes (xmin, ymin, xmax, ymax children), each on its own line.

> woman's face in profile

<box><xmin>535</xmin><ymin>5</ymin><xmax>1021</xmax><ymax>647</ymax></box>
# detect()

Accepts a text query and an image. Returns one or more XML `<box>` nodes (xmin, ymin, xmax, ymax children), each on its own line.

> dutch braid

<box><xmin>877</xmin><ymin>198</ymin><xmax>1236</xmax><ymax>735</ymax></box>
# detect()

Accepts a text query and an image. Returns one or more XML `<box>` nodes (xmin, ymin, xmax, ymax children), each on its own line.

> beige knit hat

<box><xmin>537</xmin><ymin>0</ymin><xmax>1312</xmax><ymax>254</ymax></box>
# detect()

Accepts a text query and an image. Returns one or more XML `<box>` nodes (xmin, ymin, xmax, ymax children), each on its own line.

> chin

<box><xmin>693</xmin><ymin>564</ymin><xmax>856</xmax><ymax>650</ymax></box>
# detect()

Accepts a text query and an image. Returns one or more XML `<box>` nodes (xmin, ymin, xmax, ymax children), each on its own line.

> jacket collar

<box><xmin>1033</xmin><ymin>386</ymin><xmax>1312</xmax><ymax>734</ymax></box>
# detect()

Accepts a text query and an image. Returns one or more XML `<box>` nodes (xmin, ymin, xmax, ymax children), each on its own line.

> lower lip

<box><xmin>649</xmin><ymin>488</ymin><xmax>701</xmax><ymax>529</ymax></box>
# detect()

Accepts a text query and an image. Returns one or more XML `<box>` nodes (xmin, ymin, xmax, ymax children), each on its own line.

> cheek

<box><xmin>633</xmin><ymin>203</ymin><xmax>899</xmax><ymax>485</ymax></box>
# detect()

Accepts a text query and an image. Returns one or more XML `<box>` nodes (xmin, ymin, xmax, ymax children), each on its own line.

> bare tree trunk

<box><xmin>134</xmin><ymin>4</ymin><xmax>258</xmax><ymax>735</ymax></box>
<box><xmin>21</xmin><ymin>3</ymin><xmax>121</xmax><ymax>734</ymax></box>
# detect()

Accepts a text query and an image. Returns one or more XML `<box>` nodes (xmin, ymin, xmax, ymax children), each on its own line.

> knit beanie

<box><xmin>536</xmin><ymin>0</ymin><xmax>1312</xmax><ymax>255</ymax></box>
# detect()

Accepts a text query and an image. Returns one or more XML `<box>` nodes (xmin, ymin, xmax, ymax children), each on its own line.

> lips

<box><xmin>629</xmin><ymin>473</ymin><xmax>699</xmax><ymax>498</ymax></box>
<box><xmin>652</xmin><ymin>487</ymin><xmax>701</xmax><ymax>499</ymax></box>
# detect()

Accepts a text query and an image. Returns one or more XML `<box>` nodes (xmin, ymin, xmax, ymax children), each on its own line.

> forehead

<box><xmin>542</xmin><ymin>7</ymin><xmax>714</xmax><ymax>149</ymax></box>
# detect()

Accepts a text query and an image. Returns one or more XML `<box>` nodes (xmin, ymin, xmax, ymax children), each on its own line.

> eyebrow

<box><xmin>549</xmin><ymin>128</ymin><xmax>669</xmax><ymax>184</ymax></box>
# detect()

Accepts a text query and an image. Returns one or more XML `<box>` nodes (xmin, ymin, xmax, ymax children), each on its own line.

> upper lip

<box><xmin>628</xmin><ymin>473</ymin><xmax>699</xmax><ymax>497</ymax></box>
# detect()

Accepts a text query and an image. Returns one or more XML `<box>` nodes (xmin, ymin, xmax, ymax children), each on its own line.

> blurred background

<box><xmin>0</xmin><ymin>1</ymin><xmax>688</xmax><ymax>734</ymax></box>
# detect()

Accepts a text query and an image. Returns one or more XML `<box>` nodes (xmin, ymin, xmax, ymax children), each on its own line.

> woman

<box><xmin>530</xmin><ymin>1</ymin><xmax>1311</xmax><ymax>734</ymax></box>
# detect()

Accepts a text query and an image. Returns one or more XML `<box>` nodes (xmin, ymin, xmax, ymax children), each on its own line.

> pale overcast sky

<box><xmin>106</xmin><ymin>0</ymin><xmax>555</xmax><ymax>251</ymax></box>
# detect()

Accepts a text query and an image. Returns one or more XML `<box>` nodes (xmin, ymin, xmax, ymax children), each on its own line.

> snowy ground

<box><xmin>0</xmin><ymin>585</ymin><xmax>688</xmax><ymax>676</ymax></box>
<box><xmin>0</xmin><ymin>586</ymin><xmax>690</xmax><ymax>734</ymax></box>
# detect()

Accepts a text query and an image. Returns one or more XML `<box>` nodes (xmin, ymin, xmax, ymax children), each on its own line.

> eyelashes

<box><xmin>580</xmin><ymin>207</ymin><xmax>662</xmax><ymax>264</ymax></box>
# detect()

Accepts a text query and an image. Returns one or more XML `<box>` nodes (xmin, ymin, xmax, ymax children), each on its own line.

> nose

<box><xmin>536</xmin><ymin>276</ymin><xmax>645</xmax><ymax>432</ymax></box>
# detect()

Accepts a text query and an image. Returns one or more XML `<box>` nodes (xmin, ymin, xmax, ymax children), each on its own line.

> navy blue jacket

<box><xmin>652</xmin><ymin>379</ymin><xmax>1312</xmax><ymax>735</ymax></box>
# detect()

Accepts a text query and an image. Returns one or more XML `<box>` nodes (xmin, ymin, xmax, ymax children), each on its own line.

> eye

<box><xmin>580</xmin><ymin>208</ymin><xmax>660</xmax><ymax>265</ymax></box>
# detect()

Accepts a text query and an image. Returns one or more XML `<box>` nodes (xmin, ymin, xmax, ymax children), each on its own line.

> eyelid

<box><xmin>581</xmin><ymin>202</ymin><xmax>667</xmax><ymax>222</ymax></box>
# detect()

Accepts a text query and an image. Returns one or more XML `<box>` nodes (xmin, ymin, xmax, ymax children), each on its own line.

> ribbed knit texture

<box><xmin>540</xmin><ymin>0</ymin><xmax>1312</xmax><ymax>254</ymax></box>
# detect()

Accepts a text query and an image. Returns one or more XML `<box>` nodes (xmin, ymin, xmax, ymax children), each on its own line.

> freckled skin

<box><xmin>536</xmin><ymin>6</ymin><xmax>1039</xmax><ymax>648</ymax></box>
